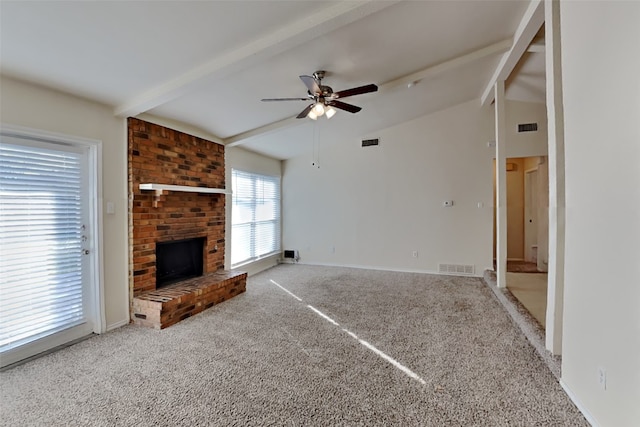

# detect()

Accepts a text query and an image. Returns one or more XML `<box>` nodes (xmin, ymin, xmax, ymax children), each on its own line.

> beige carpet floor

<box><xmin>0</xmin><ymin>265</ymin><xmax>586</xmax><ymax>426</ymax></box>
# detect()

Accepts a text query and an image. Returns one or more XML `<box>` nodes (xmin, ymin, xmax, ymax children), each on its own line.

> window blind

<box><xmin>0</xmin><ymin>142</ymin><xmax>85</xmax><ymax>353</ymax></box>
<box><xmin>231</xmin><ymin>170</ymin><xmax>281</xmax><ymax>266</ymax></box>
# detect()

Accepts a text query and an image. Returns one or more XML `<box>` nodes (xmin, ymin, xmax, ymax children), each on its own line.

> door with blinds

<box><xmin>0</xmin><ymin>132</ymin><xmax>98</xmax><ymax>367</ymax></box>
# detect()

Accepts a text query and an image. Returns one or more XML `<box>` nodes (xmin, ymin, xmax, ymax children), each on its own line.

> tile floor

<box><xmin>506</xmin><ymin>271</ymin><xmax>548</xmax><ymax>327</ymax></box>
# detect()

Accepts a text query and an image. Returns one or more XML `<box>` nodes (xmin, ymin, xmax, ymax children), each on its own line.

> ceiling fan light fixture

<box><xmin>313</xmin><ymin>102</ymin><xmax>325</xmax><ymax>116</ymax></box>
<box><xmin>325</xmin><ymin>106</ymin><xmax>336</xmax><ymax>119</ymax></box>
<box><xmin>307</xmin><ymin>109</ymin><xmax>319</xmax><ymax>120</ymax></box>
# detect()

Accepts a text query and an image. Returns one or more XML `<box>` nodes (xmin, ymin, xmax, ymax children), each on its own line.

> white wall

<box><xmin>505</xmin><ymin>100</ymin><xmax>548</xmax><ymax>158</ymax></box>
<box><xmin>0</xmin><ymin>76</ymin><xmax>129</xmax><ymax>330</ymax></box>
<box><xmin>282</xmin><ymin>100</ymin><xmax>496</xmax><ymax>274</ymax></box>
<box><xmin>559</xmin><ymin>1</ymin><xmax>640</xmax><ymax>426</ymax></box>
<box><xmin>225</xmin><ymin>146</ymin><xmax>282</xmax><ymax>276</ymax></box>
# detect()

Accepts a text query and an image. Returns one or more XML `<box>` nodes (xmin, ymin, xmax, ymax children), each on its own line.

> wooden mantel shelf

<box><xmin>139</xmin><ymin>183</ymin><xmax>229</xmax><ymax>207</ymax></box>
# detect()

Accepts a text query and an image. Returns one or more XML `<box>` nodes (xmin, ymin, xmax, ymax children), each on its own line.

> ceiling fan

<box><xmin>261</xmin><ymin>70</ymin><xmax>378</xmax><ymax>120</ymax></box>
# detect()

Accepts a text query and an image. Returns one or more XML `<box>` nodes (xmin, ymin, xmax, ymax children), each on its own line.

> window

<box><xmin>231</xmin><ymin>170</ymin><xmax>281</xmax><ymax>266</ymax></box>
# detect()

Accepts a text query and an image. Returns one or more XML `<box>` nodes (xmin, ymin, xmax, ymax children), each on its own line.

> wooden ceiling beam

<box><xmin>114</xmin><ymin>1</ymin><xmax>399</xmax><ymax>118</ymax></box>
<box><xmin>480</xmin><ymin>0</ymin><xmax>545</xmax><ymax>106</ymax></box>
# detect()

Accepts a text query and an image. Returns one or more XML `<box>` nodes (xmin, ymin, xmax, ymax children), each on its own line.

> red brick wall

<box><xmin>128</xmin><ymin>118</ymin><xmax>225</xmax><ymax>297</ymax></box>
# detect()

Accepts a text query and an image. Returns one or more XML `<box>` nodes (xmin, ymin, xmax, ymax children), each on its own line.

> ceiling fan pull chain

<box><xmin>315</xmin><ymin>122</ymin><xmax>320</xmax><ymax>169</ymax></box>
<box><xmin>311</xmin><ymin>121</ymin><xmax>320</xmax><ymax>169</ymax></box>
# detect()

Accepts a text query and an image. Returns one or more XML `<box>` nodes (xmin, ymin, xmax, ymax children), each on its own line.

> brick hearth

<box><xmin>132</xmin><ymin>270</ymin><xmax>247</xmax><ymax>329</ymax></box>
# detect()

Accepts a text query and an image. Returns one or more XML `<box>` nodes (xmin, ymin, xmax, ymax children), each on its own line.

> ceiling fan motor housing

<box><xmin>320</xmin><ymin>86</ymin><xmax>333</xmax><ymax>98</ymax></box>
<box><xmin>313</xmin><ymin>71</ymin><xmax>333</xmax><ymax>101</ymax></box>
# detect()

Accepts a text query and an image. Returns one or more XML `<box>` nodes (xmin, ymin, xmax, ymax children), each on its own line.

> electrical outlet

<box><xmin>412</xmin><ymin>251</ymin><xmax>418</xmax><ymax>258</ymax></box>
<box><xmin>597</xmin><ymin>366</ymin><xmax>607</xmax><ymax>390</ymax></box>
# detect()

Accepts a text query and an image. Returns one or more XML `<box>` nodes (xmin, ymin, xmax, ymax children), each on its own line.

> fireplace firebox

<box><xmin>156</xmin><ymin>237</ymin><xmax>205</xmax><ymax>288</ymax></box>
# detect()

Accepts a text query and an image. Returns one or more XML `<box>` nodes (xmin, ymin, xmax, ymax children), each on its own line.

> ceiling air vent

<box><xmin>518</xmin><ymin>123</ymin><xmax>538</xmax><ymax>133</ymax></box>
<box><xmin>361</xmin><ymin>138</ymin><xmax>380</xmax><ymax>148</ymax></box>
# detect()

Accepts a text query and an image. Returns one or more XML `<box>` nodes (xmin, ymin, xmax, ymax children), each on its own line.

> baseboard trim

<box><xmin>560</xmin><ymin>380</ymin><xmax>599</xmax><ymax>427</ymax></box>
<box><xmin>295</xmin><ymin>261</ymin><xmax>482</xmax><ymax>278</ymax></box>
<box><xmin>232</xmin><ymin>254</ymin><xmax>279</xmax><ymax>277</ymax></box>
<box><xmin>106</xmin><ymin>319</ymin><xmax>130</xmax><ymax>332</ymax></box>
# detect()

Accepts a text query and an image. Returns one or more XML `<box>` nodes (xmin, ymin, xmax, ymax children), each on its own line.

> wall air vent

<box><xmin>283</xmin><ymin>250</ymin><xmax>299</xmax><ymax>262</ymax></box>
<box><xmin>438</xmin><ymin>263</ymin><xmax>475</xmax><ymax>276</ymax></box>
<box><xmin>518</xmin><ymin>123</ymin><xmax>538</xmax><ymax>132</ymax></box>
<box><xmin>361</xmin><ymin>138</ymin><xmax>380</xmax><ymax>148</ymax></box>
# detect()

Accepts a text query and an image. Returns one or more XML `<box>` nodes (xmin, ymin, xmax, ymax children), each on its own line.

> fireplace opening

<box><xmin>156</xmin><ymin>237</ymin><xmax>205</xmax><ymax>288</ymax></box>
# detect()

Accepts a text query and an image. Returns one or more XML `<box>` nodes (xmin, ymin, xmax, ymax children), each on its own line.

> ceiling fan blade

<box><xmin>328</xmin><ymin>100</ymin><xmax>362</xmax><ymax>114</ymax></box>
<box><xmin>300</xmin><ymin>75</ymin><xmax>321</xmax><ymax>95</ymax></box>
<box><xmin>261</xmin><ymin>97</ymin><xmax>309</xmax><ymax>102</ymax></box>
<box><xmin>296</xmin><ymin>104</ymin><xmax>314</xmax><ymax>119</ymax></box>
<box><xmin>333</xmin><ymin>83</ymin><xmax>378</xmax><ymax>99</ymax></box>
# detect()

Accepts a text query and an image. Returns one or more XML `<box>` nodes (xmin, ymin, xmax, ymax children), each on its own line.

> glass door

<box><xmin>0</xmin><ymin>134</ymin><xmax>96</xmax><ymax>367</ymax></box>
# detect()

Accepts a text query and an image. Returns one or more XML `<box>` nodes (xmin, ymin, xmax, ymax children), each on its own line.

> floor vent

<box><xmin>438</xmin><ymin>263</ymin><xmax>475</xmax><ymax>276</ymax></box>
<box><xmin>361</xmin><ymin>138</ymin><xmax>380</xmax><ymax>147</ymax></box>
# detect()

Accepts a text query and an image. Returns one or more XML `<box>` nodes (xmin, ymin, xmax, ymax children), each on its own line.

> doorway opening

<box><xmin>494</xmin><ymin>156</ymin><xmax>549</xmax><ymax>327</ymax></box>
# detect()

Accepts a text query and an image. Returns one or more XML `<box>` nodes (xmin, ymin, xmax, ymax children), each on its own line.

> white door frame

<box><xmin>544</xmin><ymin>0</ymin><xmax>566</xmax><ymax>356</ymax></box>
<box><xmin>0</xmin><ymin>124</ymin><xmax>105</xmax><ymax>335</ymax></box>
<box><xmin>524</xmin><ymin>167</ymin><xmax>539</xmax><ymax>263</ymax></box>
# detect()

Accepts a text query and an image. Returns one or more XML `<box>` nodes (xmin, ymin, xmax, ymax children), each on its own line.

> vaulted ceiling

<box><xmin>0</xmin><ymin>1</ymin><xmax>545</xmax><ymax>160</ymax></box>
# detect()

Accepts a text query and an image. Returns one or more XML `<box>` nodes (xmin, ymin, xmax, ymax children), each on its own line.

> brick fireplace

<box><xmin>128</xmin><ymin>118</ymin><xmax>246</xmax><ymax>328</ymax></box>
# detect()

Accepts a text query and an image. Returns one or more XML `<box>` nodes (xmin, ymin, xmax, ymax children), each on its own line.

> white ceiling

<box><xmin>0</xmin><ymin>0</ymin><xmax>545</xmax><ymax>160</ymax></box>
